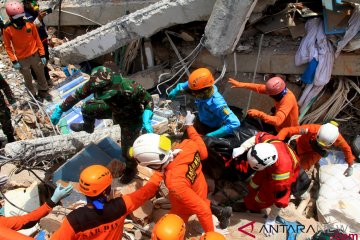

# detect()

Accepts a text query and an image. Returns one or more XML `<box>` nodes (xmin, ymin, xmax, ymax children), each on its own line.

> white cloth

<box><xmin>295</xmin><ymin>18</ymin><xmax>335</xmax><ymax>112</ymax></box>
<box><xmin>336</xmin><ymin>4</ymin><xmax>360</xmax><ymax>58</ymax></box>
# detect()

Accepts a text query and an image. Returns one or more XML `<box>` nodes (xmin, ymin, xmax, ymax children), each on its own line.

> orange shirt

<box><xmin>3</xmin><ymin>21</ymin><xmax>45</xmax><ymax>62</ymax></box>
<box><xmin>50</xmin><ymin>172</ymin><xmax>162</xmax><ymax>240</ymax></box>
<box><xmin>0</xmin><ymin>200</ymin><xmax>54</xmax><ymax>230</ymax></box>
<box><xmin>242</xmin><ymin>83</ymin><xmax>299</xmax><ymax>132</ymax></box>
<box><xmin>277</xmin><ymin>124</ymin><xmax>355</xmax><ymax>169</ymax></box>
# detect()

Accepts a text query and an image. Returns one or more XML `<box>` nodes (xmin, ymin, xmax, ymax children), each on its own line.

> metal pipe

<box><xmin>165</xmin><ymin>31</ymin><xmax>190</xmax><ymax>77</ymax></box>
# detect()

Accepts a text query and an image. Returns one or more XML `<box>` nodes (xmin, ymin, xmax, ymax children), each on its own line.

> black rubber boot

<box><xmin>38</xmin><ymin>90</ymin><xmax>53</xmax><ymax>102</ymax></box>
<box><xmin>6</xmin><ymin>134</ymin><xmax>15</xmax><ymax>143</ymax></box>
<box><xmin>211</xmin><ymin>204</ymin><xmax>232</xmax><ymax>229</ymax></box>
<box><xmin>70</xmin><ymin>123</ymin><xmax>94</xmax><ymax>133</ymax></box>
<box><xmin>120</xmin><ymin>168</ymin><xmax>137</xmax><ymax>184</ymax></box>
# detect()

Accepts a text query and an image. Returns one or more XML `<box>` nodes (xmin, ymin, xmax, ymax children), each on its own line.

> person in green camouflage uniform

<box><xmin>0</xmin><ymin>74</ymin><xmax>16</xmax><ymax>147</ymax></box>
<box><xmin>50</xmin><ymin>64</ymin><xmax>154</xmax><ymax>183</ymax></box>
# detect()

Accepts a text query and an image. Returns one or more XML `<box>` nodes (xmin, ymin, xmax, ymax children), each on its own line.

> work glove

<box><xmin>41</xmin><ymin>57</ymin><xmax>47</xmax><ymax>65</ymax></box>
<box><xmin>344</xmin><ymin>165</ymin><xmax>353</xmax><ymax>177</ymax></box>
<box><xmin>184</xmin><ymin>110</ymin><xmax>195</xmax><ymax>126</ymax></box>
<box><xmin>50</xmin><ymin>183</ymin><xmax>73</xmax><ymax>204</ymax></box>
<box><xmin>50</xmin><ymin>105</ymin><xmax>64</xmax><ymax>125</ymax></box>
<box><xmin>207</xmin><ymin>126</ymin><xmax>229</xmax><ymax>138</ymax></box>
<box><xmin>232</xmin><ymin>146</ymin><xmax>246</xmax><ymax>159</ymax></box>
<box><xmin>264</xmin><ymin>217</ymin><xmax>276</xmax><ymax>237</ymax></box>
<box><xmin>247</xmin><ymin>109</ymin><xmax>263</xmax><ymax>119</ymax></box>
<box><xmin>168</xmin><ymin>84</ymin><xmax>182</xmax><ymax>100</ymax></box>
<box><xmin>0</xmin><ymin>174</ymin><xmax>9</xmax><ymax>187</ymax></box>
<box><xmin>142</xmin><ymin>109</ymin><xmax>154</xmax><ymax>133</ymax></box>
<box><xmin>13</xmin><ymin>62</ymin><xmax>21</xmax><ymax>70</ymax></box>
<box><xmin>228</xmin><ymin>78</ymin><xmax>248</xmax><ymax>88</ymax></box>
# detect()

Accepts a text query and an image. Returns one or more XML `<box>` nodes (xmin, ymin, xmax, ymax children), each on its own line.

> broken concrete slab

<box><xmin>53</xmin><ymin>0</ymin><xmax>217</xmax><ymax>65</ymax></box>
<box><xmin>204</xmin><ymin>0</ymin><xmax>258</xmax><ymax>56</ymax></box>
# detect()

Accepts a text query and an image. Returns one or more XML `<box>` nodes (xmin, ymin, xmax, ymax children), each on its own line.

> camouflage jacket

<box><xmin>60</xmin><ymin>67</ymin><xmax>154</xmax><ymax>118</ymax></box>
<box><xmin>0</xmin><ymin>74</ymin><xmax>15</xmax><ymax>105</ymax></box>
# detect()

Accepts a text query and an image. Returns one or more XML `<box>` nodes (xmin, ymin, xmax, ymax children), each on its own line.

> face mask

<box><xmin>12</xmin><ymin>18</ymin><xmax>25</xmax><ymax>29</ymax></box>
<box><xmin>270</xmin><ymin>88</ymin><xmax>288</xmax><ymax>102</ymax></box>
<box><xmin>187</xmin><ymin>86</ymin><xmax>214</xmax><ymax>99</ymax></box>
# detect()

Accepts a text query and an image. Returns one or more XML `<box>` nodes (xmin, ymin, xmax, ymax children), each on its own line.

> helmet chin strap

<box><xmin>159</xmin><ymin>149</ymin><xmax>182</xmax><ymax>171</ymax></box>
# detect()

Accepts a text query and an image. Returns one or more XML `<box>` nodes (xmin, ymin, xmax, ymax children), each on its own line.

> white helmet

<box><xmin>130</xmin><ymin>133</ymin><xmax>172</xmax><ymax>170</ymax></box>
<box><xmin>247</xmin><ymin>143</ymin><xmax>278</xmax><ymax>171</ymax></box>
<box><xmin>316</xmin><ymin>121</ymin><xmax>339</xmax><ymax>147</ymax></box>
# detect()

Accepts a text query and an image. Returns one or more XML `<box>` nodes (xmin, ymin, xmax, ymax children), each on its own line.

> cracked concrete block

<box><xmin>204</xmin><ymin>0</ymin><xmax>258</xmax><ymax>56</ymax></box>
<box><xmin>53</xmin><ymin>0</ymin><xmax>216</xmax><ymax>65</ymax></box>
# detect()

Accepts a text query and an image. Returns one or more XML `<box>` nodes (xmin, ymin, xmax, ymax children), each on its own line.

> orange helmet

<box><xmin>79</xmin><ymin>165</ymin><xmax>112</xmax><ymax>197</ymax></box>
<box><xmin>200</xmin><ymin>232</ymin><xmax>226</xmax><ymax>240</ymax></box>
<box><xmin>265</xmin><ymin>77</ymin><xmax>286</xmax><ymax>96</ymax></box>
<box><xmin>188</xmin><ymin>68</ymin><xmax>215</xmax><ymax>90</ymax></box>
<box><xmin>151</xmin><ymin>214</ymin><xmax>186</xmax><ymax>240</ymax></box>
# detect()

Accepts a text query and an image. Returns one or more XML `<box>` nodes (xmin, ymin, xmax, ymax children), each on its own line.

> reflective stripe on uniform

<box><xmin>287</xmin><ymin>146</ymin><xmax>299</xmax><ymax>169</ymax></box>
<box><xmin>272</xmin><ymin>172</ymin><xmax>290</xmax><ymax>181</ymax></box>
<box><xmin>255</xmin><ymin>193</ymin><xmax>265</xmax><ymax>203</ymax></box>
<box><xmin>249</xmin><ymin>179</ymin><xmax>259</xmax><ymax>189</ymax></box>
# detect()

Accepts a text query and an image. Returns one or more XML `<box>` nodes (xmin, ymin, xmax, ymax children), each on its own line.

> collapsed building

<box><xmin>0</xmin><ymin>0</ymin><xmax>359</xmax><ymax>239</ymax></box>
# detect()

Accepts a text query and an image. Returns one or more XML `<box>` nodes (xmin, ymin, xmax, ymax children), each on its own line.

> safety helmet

<box><xmin>79</xmin><ymin>165</ymin><xmax>113</xmax><ymax>197</ymax></box>
<box><xmin>151</xmin><ymin>214</ymin><xmax>186</xmax><ymax>240</ymax></box>
<box><xmin>316</xmin><ymin>121</ymin><xmax>339</xmax><ymax>147</ymax></box>
<box><xmin>200</xmin><ymin>231</ymin><xmax>226</xmax><ymax>240</ymax></box>
<box><xmin>247</xmin><ymin>143</ymin><xmax>278</xmax><ymax>171</ymax></box>
<box><xmin>130</xmin><ymin>133</ymin><xmax>172</xmax><ymax>170</ymax></box>
<box><xmin>266</xmin><ymin>77</ymin><xmax>286</xmax><ymax>96</ymax></box>
<box><xmin>5</xmin><ymin>1</ymin><xmax>25</xmax><ymax>19</ymax></box>
<box><xmin>188</xmin><ymin>68</ymin><xmax>215</xmax><ymax>90</ymax></box>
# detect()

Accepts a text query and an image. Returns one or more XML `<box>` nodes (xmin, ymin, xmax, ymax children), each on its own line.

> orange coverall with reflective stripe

<box><xmin>3</xmin><ymin>21</ymin><xmax>45</xmax><ymax>62</ymax></box>
<box><xmin>240</xmin><ymin>83</ymin><xmax>299</xmax><ymax>132</ymax></box>
<box><xmin>277</xmin><ymin>124</ymin><xmax>355</xmax><ymax>170</ymax></box>
<box><xmin>50</xmin><ymin>172</ymin><xmax>162</xmax><ymax>240</ymax></box>
<box><xmin>165</xmin><ymin>126</ymin><xmax>214</xmax><ymax>233</ymax></box>
<box><xmin>244</xmin><ymin>132</ymin><xmax>300</xmax><ymax>211</ymax></box>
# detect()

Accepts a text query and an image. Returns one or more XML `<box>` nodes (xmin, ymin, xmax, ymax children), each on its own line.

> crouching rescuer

<box><xmin>130</xmin><ymin>111</ymin><xmax>232</xmax><ymax>233</ymax></box>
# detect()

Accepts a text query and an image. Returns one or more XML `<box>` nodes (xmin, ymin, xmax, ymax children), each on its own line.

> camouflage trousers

<box><xmin>81</xmin><ymin>99</ymin><xmax>142</xmax><ymax>170</ymax></box>
<box><xmin>0</xmin><ymin>98</ymin><xmax>14</xmax><ymax>138</ymax></box>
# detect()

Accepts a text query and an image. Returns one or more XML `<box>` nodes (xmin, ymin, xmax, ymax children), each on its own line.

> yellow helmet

<box><xmin>200</xmin><ymin>231</ymin><xmax>226</xmax><ymax>240</ymax></box>
<box><xmin>151</xmin><ymin>214</ymin><xmax>186</xmax><ymax>240</ymax></box>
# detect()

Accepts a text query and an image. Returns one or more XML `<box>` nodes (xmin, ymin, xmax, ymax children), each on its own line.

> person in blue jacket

<box><xmin>168</xmin><ymin>68</ymin><xmax>240</xmax><ymax>138</ymax></box>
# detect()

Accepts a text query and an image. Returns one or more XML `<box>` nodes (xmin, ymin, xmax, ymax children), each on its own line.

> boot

<box><xmin>211</xmin><ymin>204</ymin><xmax>232</xmax><ymax>229</ymax></box>
<box><xmin>38</xmin><ymin>90</ymin><xmax>53</xmax><ymax>102</ymax></box>
<box><xmin>120</xmin><ymin>168</ymin><xmax>137</xmax><ymax>184</ymax></box>
<box><xmin>70</xmin><ymin>123</ymin><xmax>94</xmax><ymax>133</ymax></box>
<box><xmin>6</xmin><ymin>134</ymin><xmax>15</xmax><ymax>143</ymax></box>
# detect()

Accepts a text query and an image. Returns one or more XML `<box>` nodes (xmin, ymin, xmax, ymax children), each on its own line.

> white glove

<box><xmin>184</xmin><ymin>111</ymin><xmax>195</xmax><ymax>126</ymax></box>
<box><xmin>232</xmin><ymin>146</ymin><xmax>245</xmax><ymax>159</ymax></box>
<box><xmin>214</xmin><ymin>227</ymin><xmax>229</xmax><ymax>235</ymax></box>
<box><xmin>264</xmin><ymin>217</ymin><xmax>276</xmax><ymax>237</ymax></box>
<box><xmin>0</xmin><ymin>174</ymin><xmax>9</xmax><ymax>187</ymax></box>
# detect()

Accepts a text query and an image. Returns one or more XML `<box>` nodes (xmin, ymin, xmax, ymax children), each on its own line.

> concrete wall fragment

<box><xmin>204</xmin><ymin>0</ymin><xmax>258</xmax><ymax>56</ymax></box>
<box><xmin>53</xmin><ymin>0</ymin><xmax>216</xmax><ymax>65</ymax></box>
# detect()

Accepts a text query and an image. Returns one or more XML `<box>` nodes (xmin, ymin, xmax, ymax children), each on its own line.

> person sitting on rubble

<box><xmin>131</xmin><ymin>111</ymin><xmax>232</xmax><ymax>232</ymax></box>
<box><xmin>50</xmin><ymin>165</ymin><xmax>163</xmax><ymax>240</ymax></box>
<box><xmin>23</xmin><ymin>0</ymin><xmax>53</xmax><ymax>88</ymax></box>
<box><xmin>3</xmin><ymin>1</ymin><xmax>52</xmax><ymax>102</ymax></box>
<box><xmin>277</xmin><ymin>121</ymin><xmax>355</xmax><ymax>177</ymax></box>
<box><xmin>168</xmin><ymin>68</ymin><xmax>240</xmax><ymax>138</ymax></box>
<box><xmin>232</xmin><ymin>132</ymin><xmax>300</xmax><ymax>237</ymax></box>
<box><xmin>0</xmin><ymin>74</ymin><xmax>17</xmax><ymax>147</ymax></box>
<box><xmin>228</xmin><ymin>76</ymin><xmax>299</xmax><ymax>133</ymax></box>
<box><xmin>0</xmin><ymin>174</ymin><xmax>72</xmax><ymax>235</ymax></box>
<box><xmin>50</xmin><ymin>63</ymin><xmax>155</xmax><ymax>184</ymax></box>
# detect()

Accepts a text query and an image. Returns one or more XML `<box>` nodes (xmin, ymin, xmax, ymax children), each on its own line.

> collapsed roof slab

<box><xmin>204</xmin><ymin>0</ymin><xmax>258</xmax><ymax>56</ymax></box>
<box><xmin>53</xmin><ymin>0</ymin><xmax>217</xmax><ymax>65</ymax></box>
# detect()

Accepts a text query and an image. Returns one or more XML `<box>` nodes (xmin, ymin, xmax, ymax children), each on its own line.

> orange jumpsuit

<box><xmin>0</xmin><ymin>199</ymin><xmax>55</xmax><ymax>230</ymax></box>
<box><xmin>50</xmin><ymin>172</ymin><xmax>162</xmax><ymax>240</ymax></box>
<box><xmin>277</xmin><ymin>124</ymin><xmax>355</xmax><ymax>170</ymax></box>
<box><xmin>3</xmin><ymin>21</ymin><xmax>45</xmax><ymax>62</ymax></box>
<box><xmin>244</xmin><ymin>132</ymin><xmax>300</xmax><ymax>211</ymax></box>
<box><xmin>241</xmin><ymin>83</ymin><xmax>299</xmax><ymax>132</ymax></box>
<box><xmin>165</xmin><ymin>126</ymin><xmax>214</xmax><ymax>232</ymax></box>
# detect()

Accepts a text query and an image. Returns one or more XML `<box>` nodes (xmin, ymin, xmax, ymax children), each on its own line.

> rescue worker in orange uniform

<box><xmin>131</xmin><ymin>111</ymin><xmax>232</xmax><ymax>232</ymax></box>
<box><xmin>3</xmin><ymin>1</ymin><xmax>51</xmax><ymax>101</ymax></box>
<box><xmin>0</xmin><ymin>178</ymin><xmax>72</xmax><ymax>240</ymax></box>
<box><xmin>50</xmin><ymin>165</ymin><xmax>162</xmax><ymax>240</ymax></box>
<box><xmin>277</xmin><ymin>122</ymin><xmax>355</xmax><ymax>176</ymax></box>
<box><xmin>228</xmin><ymin>76</ymin><xmax>299</xmax><ymax>132</ymax></box>
<box><xmin>232</xmin><ymin>132</ymin><xmax>300</xmax><ymax>237</ymax></box>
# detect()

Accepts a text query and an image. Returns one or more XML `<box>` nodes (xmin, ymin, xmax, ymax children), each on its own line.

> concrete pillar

<box><xmin>53</xmin><ymin>0</ymin><xmax>216</xmax><ymax>65</ymax></box>
<box><xmin>204</xmin><ymin>0</ymin><xmax>258</xmax><ymax>56</ymax></box>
